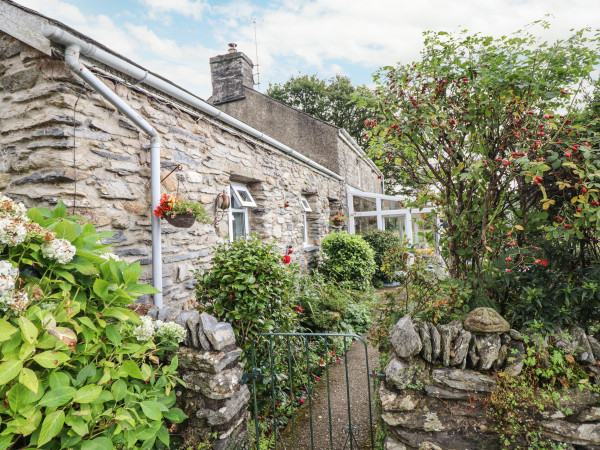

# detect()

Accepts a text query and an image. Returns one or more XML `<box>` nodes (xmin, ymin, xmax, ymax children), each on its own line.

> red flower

<box><xmin>542</xmin><ymin>260</ymin><xmax>548</xmax><ymax>267</ymax></box>
<box><xmin>505</xmin><ymin>257</ymin><xmax>512</xmax><ymax>262</ymax></box>
<box><xmin>535</xmin><ymin>259</ymin><xmax>541</xmax><ymax>264</ymax></box>
<box><xmin>295</xmin><ymin>305</ymin><xmax>304</xmax><ymax>312</ymax></box>
<box><xmin>281</xmin><ymin>255</ymin><xmax>291</xmax><ymax>264</ymax></box>
<box><xmin>506</xmin><ymin>269</ymin><xmax>511</xmax><ymax>272</ymax></box>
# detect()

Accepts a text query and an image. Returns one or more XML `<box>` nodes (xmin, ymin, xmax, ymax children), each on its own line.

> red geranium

<box><xmin>281</xmin><ymin>255</ymin><xmax>291</xmax><ymax>264</ymax></box>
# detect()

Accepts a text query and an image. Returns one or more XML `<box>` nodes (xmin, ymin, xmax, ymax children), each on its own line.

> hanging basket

<box><xmin>332</xmin><ymin>218</ymin><xmax>345</xmax><ymax>227</ymax></box>
<box><xmin>164</xmin><ymin>213</ymin><xmax>196</xmax><ymax>228</ymax></box>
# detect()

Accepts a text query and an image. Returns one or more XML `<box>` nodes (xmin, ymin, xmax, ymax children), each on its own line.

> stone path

<box><xmin>279</xmin><ymin>337</ymin><xmax>380</xmax><ymax>449</ymax></box>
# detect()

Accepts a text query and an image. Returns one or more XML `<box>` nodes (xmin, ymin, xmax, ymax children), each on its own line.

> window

<box><xmin>347</xmin><ymin>186</ymin><xmax>438</xmax><ymax>258</ymax></box>
<box><xmin>230</xmin><ymin>182</ymin><xmax>257</xmax><ymax>208</ymax></box>
<box><xmin>228</xmin><ymin>183</ymin><xmax>254</xmax><ymax>240</ymax></box>
<box><xmin>301</xmin><ymin>196</ymin><xmax>312</xmax><ymax>246</ymax></box>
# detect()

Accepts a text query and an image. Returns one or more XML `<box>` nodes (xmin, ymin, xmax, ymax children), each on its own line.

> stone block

<box><xmin>204</xmin><ymin>322</ymin><xmax>236</xmax><ymax>351</ymax></box>
<box><xmin>181</xmin><ymin>363</ymin><xmax>243</xmax><ymax>400</ymax></box>
<box><xmin>390</xmin><ymin>315</ymin><xmax>422</xmax><ymax>359</ymax></box>
<box><xmin>464</xmin><ymin>307</ymin><xmax>510</xmax><ymax>333</ymax></box>
<box><xmin>474</xmin><ymin>334</ymin><xmax>501</xmax><ymax>371</ymax></box>
<box><xmin>173</xmin><ymin>347</ymin><xmax>242</xmax><ymax>374</ymax></box>
<box><xmin>432</xmin><ymin>368</ymin><xmax>496</xmax><ymax>393</ymax></box>
<box><xmin>379</xmin><ymin>384</ymin><xmax>420</xmax><ymax>412</ymax></box>
<box><xmin>385</xmin><ymin>357</ymin><xmax>416</xmax><ymax>390</ymax></box>
<box><xmin>437</xmin><ymin>319</ymin><xmax>462</xmax><ymax>366</ymax></box>
<box><xmin>450</xmin><ymin>330</ymin><xmax>471</xmax><ymax>366</ymax></box>
<box><xmin>195</xmin><ymin>385</ymin><xmax>250</xmax><ymax>426</ymax></box>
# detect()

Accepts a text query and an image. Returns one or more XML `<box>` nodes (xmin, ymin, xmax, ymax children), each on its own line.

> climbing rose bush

<box><xmin>0</xmin><ymin>194</ymin><xmax>187</xmax><ymax>449</ymax></box>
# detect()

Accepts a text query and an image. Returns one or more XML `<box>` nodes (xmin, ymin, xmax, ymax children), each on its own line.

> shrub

<box><xmin>362</xmin><ymin>230</ymin><xmax>403</xmax><ymax>283</ymax></box>
<box><xmin>294</xmin><ymin>274</ymin><xmax>376</xmax><ymax>334</ymax></box>
<box><xmin>487</xmin><ymin>330</ymin><xmax>598</xmax><ymax>448</ymax></box>
<box><xmin>319</xmin><ymin>231</ymin><xmax>376</xmax><ymax>288</ymax></box>
<box><xmin>0</xmin><ymin>195</ymin><xmax>186</xmax><ymax>449</ymax></box>
<box><xmin>195</xmin><ymin>235</ymin><xmax>298</xmax><ymax>352</ymax></box>
<box><xmin>370</xmin><ymin>257</ymin><xmax>461</xmax><ymax>352</ymax></box>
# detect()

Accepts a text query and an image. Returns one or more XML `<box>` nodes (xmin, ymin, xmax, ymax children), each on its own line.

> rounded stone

<box><xmin>464</xmin><ymin>307</ymin><xmax>510</xmax><ymax>333</ymax></box>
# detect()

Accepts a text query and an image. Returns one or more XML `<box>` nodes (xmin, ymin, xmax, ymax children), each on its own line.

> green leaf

<box><xmin>33</xmin><ymin>350</ymin><xmax>70</xmax><ymax>368</ymax></box>
<box><xmin>49</xmin><ymin>371</ymin><xmax>71</xmax><ymax>389</ymax></box>
<box><xmin>52</xmin><ymin>221</ymin><xmax>77</xmax><ymax>242</ymax></box>
<box><xmin>39</xmin><ymin>386</ymin><xmax>75</xmax><ymax>407</ymax></box>
<box><xmin>111</xmin><ymin>379</ymin><xmax>127</xmax><ymax>402</ymax></box>
<box><xmin>81</xmin><ymin>437</ymin><xmax>113</xmax><ymax>450</ymax></box>
<box><xmin>74</xmin><ymin>364</ymin><xmax>96</xmax><ymax>387</ymax></box>
<box><xmin>140</xmin><ymin>401</ymin><xmax>162</xmax><ymax>420</ymax></box>
<box><xmin>127</xmin><ymin>283</ymin><xmax>161</xmax><ymax>295</ymax></box>
<box><xmin>38</xmin><ymin>410</ymin><xmax>65</xmax><ymax>446</ymax></box>
<box><xmin>0</xmin><ymin>319</ymin><xmax>18</xmax><ymax>342</ymax></box>
<box><xmin>73</xmin><ymin>385</ymin><xmax>102</xmax><ymax>403</ymax></box>
<box><xmin>102</xmin><ymin>307</ymin><xmax>139</xmax><ymax>323</ymax></box>
<box><xmin>65</xmin><ymin>415</ymin><xmax>88</xmax><ymax>437</ymax></box>
<box><xmin>105</xmin><ymin>325</ymin><xmax>121</xmax><ymax>346</ymax></box>
<box><xmin>120</xmin><ymin>360</ymin><xmax>143</xmax><ymax>379</ymax></box>
<box><xmin>157</xmin><ymin>424</ymin><xmax>170</xmax><ymax>446</ymax></box>
<box><xmin>19</xmin><ymin>368</ymin><xmax>39</xmax><ymax>395</ymax></box>
<box><xmin>163</xmin><ymin>408</ymin><xmax>187</xmax><ymax>423</ymax></box>
<box><xmin>0</xmin><ymin>360</ymin><xmax>23</xmax><ymax>385</ymax></box>
<box><xmin>8</xmin><ymin>383</ymin><xmax>36</xmax><ymax>411</ymax></box>
<box><xmin>54</xmin><ymin>269</ymin><xmax>75</xmax><ymax>283</ymax></box>
<box><xmin>93</xmin><ymin>279</ymin><xmax>109</xmax><ymax>299</ymax></box>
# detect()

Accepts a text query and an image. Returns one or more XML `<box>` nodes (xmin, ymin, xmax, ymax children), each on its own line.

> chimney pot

<box><xmin>228</xmin><ymin>43</ymin><xmax>238</xmax><ymax>53</ymax></box>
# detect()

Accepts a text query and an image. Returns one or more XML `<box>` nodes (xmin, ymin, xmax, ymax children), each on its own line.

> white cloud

<box><xmin>14</xmin><ymin>0</ymin><xmax>217</xmax><ymax>97</ymax></box>
<box><xmin>139</xmin><ymin>0</ymin><xmax>208</xmax><ymax>20</ymax></box>
<box><xmin>221</xmin><ymin>0</ymin><xmax>600</xmax><ymax>89</ymax></box>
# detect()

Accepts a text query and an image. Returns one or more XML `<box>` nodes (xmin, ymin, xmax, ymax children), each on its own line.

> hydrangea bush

<box><xmin>0</xmin><ymin>194</ymin><xmax>187</xmax><ymax>448</ymax></box>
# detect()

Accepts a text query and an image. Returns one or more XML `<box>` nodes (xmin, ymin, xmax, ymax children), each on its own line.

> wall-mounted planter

<box><xmin>164</xmin><ymin>213</ymin><xmax>196</xmax><ymax>228</ymax></box>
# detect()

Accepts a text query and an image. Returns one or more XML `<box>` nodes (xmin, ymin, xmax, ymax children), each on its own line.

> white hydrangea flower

<box><xmin>0</xmin><ymin>217</ymin><xmax>28</xmax><ymax>246</ymax></box>
<box><xmin>0</xmin><ymin>194</ymin><xmax>27</xmax><ymax>217</ymax></box>
<box><xmin>99</xmin><ymin>252</ymin><xmax>122</xmax><ymax>262</ymax></box>
<box><xmin>0</xmin><ymin>260</ymin><xmax>18</xmax><ymax>293</ymax></box>
<box><xmin>155</xmin><ymin>320</ymin><xmax>186</xmax><ymax>343</ymax></box>
<box><xmin>10</xmin><ymin>290</ymin><xmax>29</xmax><ymax>313</ymax></box>
<box><xmin>41</xmin><ymin>238</ymin><xmax>76</xmax><ymax>264</ymax></box>
<box><xmin>133</xmin><ymin>315</ymin><xmax>155</xmax><ymax>341</ymax></box>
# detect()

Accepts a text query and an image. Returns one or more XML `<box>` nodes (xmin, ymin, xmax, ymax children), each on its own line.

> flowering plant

<box><xmin>329</xmin><ymin>210</ymin><xmax>345</xmax><ymax>224</ymax></box>
<box><xmin>0</xmin><ymin>193</ymin><xmax>186</xmax><ymax>448</ymax></box>
<box><xmin>153</xmin><ymin>194</ymin><xmax>210</xmax><ymax>223</ymax></box>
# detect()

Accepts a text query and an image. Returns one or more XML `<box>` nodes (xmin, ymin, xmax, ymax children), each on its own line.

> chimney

<box><xmin>210</xmin><ymin>43</ymin><xmax>255</xmax><ymax>105</ymax></box>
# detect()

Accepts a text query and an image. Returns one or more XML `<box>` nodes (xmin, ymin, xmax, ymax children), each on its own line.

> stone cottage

<box><xmin>0</xmin><ymin>0</ymin><xmax>390</xmax><ymax>308</ymax></box>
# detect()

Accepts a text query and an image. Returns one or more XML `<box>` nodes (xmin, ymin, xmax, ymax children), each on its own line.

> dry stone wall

<box><xmin>143</xmin><ymin>306</ymin><xmax>249</xmax><ymax>449</ymax></box>
<box><xmin>0</xmin><ymin>31</ymin><xmax>350</xmax><ymax>308</ymax></box>
<box><xmin>381</xmin><ymin>309</ymin><xmax>600</xmax><ymax>449</ymax></box>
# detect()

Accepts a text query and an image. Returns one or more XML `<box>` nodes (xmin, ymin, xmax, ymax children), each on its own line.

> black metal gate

<box><xmin>242</xmin><ymin>333</ymin><xmax>375</xmax><ymax>449</ymax></box>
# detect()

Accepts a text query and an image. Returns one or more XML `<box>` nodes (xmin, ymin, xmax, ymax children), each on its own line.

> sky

<box><xmin>13</xmin><ymin>0</ymin><xmax>600</xmax><ymax>100</ymax></box>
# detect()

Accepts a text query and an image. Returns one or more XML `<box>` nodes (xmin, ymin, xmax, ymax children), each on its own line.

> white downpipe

<box><xmin>62</xmin><ymin>44</ymin><xmax>163</xmax><ymax>307</ymax></box>
<box><xmin>42</xmin><ymin>26</ymin><xmax>343</xmax><ymax>183</ymax></box>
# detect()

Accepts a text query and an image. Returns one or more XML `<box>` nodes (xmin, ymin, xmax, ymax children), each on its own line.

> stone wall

<box><xmin>380</xmin><ymin>310</ymin><xmax>600</xmax><ymax>449</ymax></box>
<box><xmin>143</xmin><ymin>306</ymin><xmax>249</xmax><ymax>449</ymax></box>
<box><xmin>0</xmin><ymin>31</ymin><xmax>351</xmax><ymax>308</ymax></box>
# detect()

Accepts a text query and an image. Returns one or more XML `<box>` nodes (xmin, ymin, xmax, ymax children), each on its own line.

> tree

<box><xmin>266</xmin><ymin>74</ymin><xmax>375</xmax><ymax>148</ymax></box>
<box><xmin>360</xmin><ymin>23</ymin><xmax>600</xmax><ymax>290</ymax></box>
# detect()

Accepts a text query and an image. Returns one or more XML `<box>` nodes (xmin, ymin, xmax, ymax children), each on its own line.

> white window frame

<box><xmin>230</xmin><ymin>182</ymin><xmax>257</xmax><ymax>208</ymax></box>
<box><xmin>227</xmin><ymin>185</ymin><xmax>251</xmax><ymax>241</ymax></box>
<box><xmin>300</xmin><ymin>196</ymin><xmax>312</xmax><ymax>246</ymax></box>
<box><xmin>347</xmin><ymin>186</ymin><xmax>439</xmax><ymax>253</ymax></box>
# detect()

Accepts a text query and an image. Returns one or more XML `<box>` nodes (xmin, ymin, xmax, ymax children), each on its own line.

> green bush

<box><xmin>295</xmin><ymin>274</ymin><xmax>376</xmax><ymax>334</ymax></box>
<box><xmin>319</xmin><ymin>231</ymin><xmax>376</xmax><ymax>288</ymax></box>
<box><xmin>194</xmin><ymin>235</ymin><xmax>298</xmax><ymax>352</ymax></box>
<box><xmin>362</xmin><ymin>230</ymin><xmax>403</xmax><ymax>283</ymax></box>
<box><xmin>0</xmin><ymin>195</ymin><xmax>186</xmax><ymax>449</ymax></box>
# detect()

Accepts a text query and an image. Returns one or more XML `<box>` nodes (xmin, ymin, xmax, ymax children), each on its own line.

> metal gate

<box><xmin>242</xmin><ymin>332</ymin><xmax>375</xmax><ymax>449</ymax></box>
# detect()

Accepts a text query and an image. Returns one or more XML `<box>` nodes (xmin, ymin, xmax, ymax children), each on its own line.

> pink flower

<box><xmin>534</xmin><ymin>259</ymin><xmax>541</xmax><ymax>264</ymax></box>
<box><xmin>171</xmin><ymin>215</ymin><xmax>175</xmax><ymax>218</ymax></box>
<box><xmin>506</xmin><ymin>269</ymin><xmax>511</xmax><ymax>272</ymax></box>
<box><xmin>300</xmin><ymin>398</ymin><xmax>305</xmax><ymax>404</ymax></box>
<box><xmin>505</xmin><ymin>257</ymin><xmax>512</xmax><ymax>262</ymax></box>
<box><xmin>335</xmin><ymin>359</ymin><xmax>340</xmax><ymax>363</ymax></box>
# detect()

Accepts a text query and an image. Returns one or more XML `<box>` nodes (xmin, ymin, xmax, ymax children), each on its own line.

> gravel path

<box><xmin>279</xmin><ymin>337</ymin><xmax>380</xmax><ymax>449</ymax></box>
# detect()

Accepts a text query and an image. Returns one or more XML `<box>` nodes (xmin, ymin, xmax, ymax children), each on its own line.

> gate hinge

<box><xmin>369</xmin><ymin>370</ymin><xmax>386</xmax><ymax>379</ymax></box>
<box><xmin>240</xmin><ymin>369</ymin><xmax>262</xmax><ymax>385</ymax></box>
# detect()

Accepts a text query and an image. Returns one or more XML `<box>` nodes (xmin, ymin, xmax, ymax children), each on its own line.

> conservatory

<box><xmin>346</xmin><ymin>186</ymin><xmax>439</xmax><ymax>257</ymax></box>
